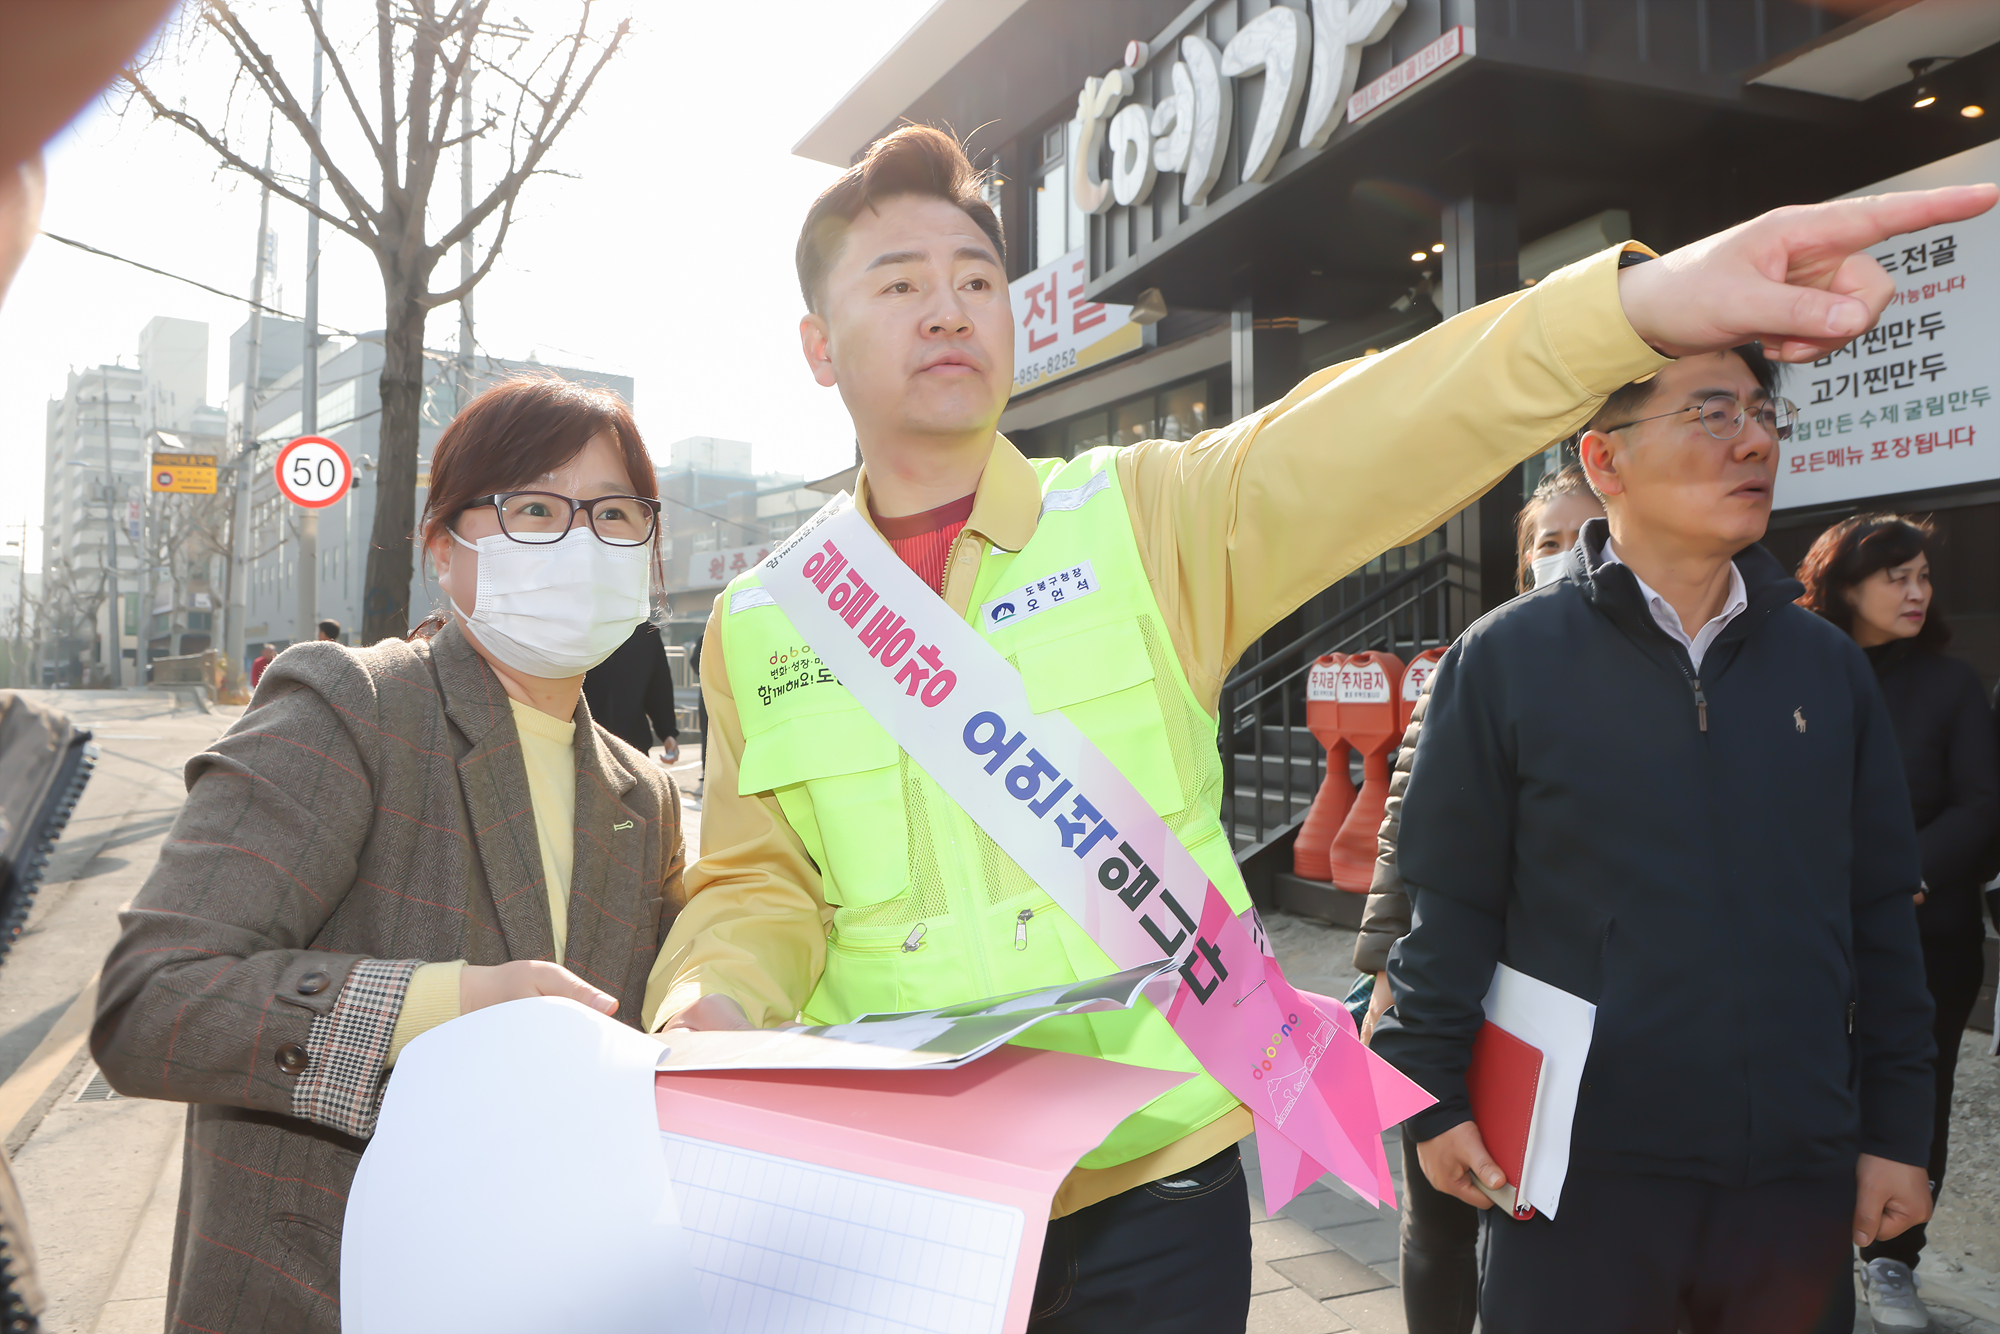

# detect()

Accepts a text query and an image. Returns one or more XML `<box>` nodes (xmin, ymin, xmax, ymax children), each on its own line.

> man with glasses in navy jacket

<box><xmin>1374</xmin><ymin>341</ymin><xmax>1936</xmax><ymax>1334</ymax></box>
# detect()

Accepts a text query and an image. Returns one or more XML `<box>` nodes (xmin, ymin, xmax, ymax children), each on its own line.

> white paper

<box><xmin>653</xmin><ymin>959</ymin><xmax>1174</xmax><ymax>1072</ymax></box>
<box><xmin>1481</xmin><ymin>962</ymin><xmax>1596</xmax><ymax>1219</ymax></box>
<box><xmin>662</xmin><ymin>1133</ymin><xmax>1023</xmax><ymax>1334</ymax></box>
<box><xmin>342</xmin><ymin>996</ymin><xmax>712</xmax><ymax>1334</ymax></box>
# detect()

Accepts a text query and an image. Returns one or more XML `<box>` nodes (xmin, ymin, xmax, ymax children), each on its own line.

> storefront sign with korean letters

<box><xmin>1084</xmin><ymin>0</ymin><xmax>1408</xmax><ymax>212</ymax></box>
<box><xmin>691</xmin><ymin>541</ymin><xmax>775</xmax><ymax>588</ymax></box>
<box><xmin>1011</xmin><ymin>246</ymin><xmax>1141</xmax><ymax>393</ymax></box>
<box><xmin>1775</xmin><ymin>137</ymin><xmax>2000</xmax><ymax>509</ymax></box>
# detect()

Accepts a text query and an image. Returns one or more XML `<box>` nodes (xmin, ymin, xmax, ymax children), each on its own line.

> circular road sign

<box><xmin>155</xmin><ymin>469</ymin><xmax>174</xmax><ymax>489</ymax></box>
<box><xmin>275</xmin><ymin>435</ymin><xmax>352</xmax><ymax>508</ymax></box>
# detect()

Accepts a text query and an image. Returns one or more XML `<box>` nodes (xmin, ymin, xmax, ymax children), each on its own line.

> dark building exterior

<box><xmin>798</xmin><ymin>0</ymin><xmax>2000</xmax><ymax>913</ymax></box>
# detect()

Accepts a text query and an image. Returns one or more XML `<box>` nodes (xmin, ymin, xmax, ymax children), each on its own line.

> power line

<box><xmin>38</xmin><ymin>231</ymin><xmax>366</xmax><ymax>340</ymax></box>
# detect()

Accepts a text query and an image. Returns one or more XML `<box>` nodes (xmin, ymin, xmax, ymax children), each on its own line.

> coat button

<box><xmin>296</xmin><ymin>971</ymin><xmax>331</xmax><ymax>996</ymax></box>
<box><xmin>275</xmin><ymin>1043</ymin><xmax>310</xmax><ymax>1075</ymax></box>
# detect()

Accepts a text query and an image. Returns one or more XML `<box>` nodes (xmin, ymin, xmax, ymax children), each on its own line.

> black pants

<box><xmin>1028</xmin><ymin>1145</ymin><xmax>1251</xmax><ymax>1333</ymax></box>
<box><xmin>1861</xmin><ymin>929</ymin><xmax>1987</xmax><ymax>1268</ymax></box>
<box><xmin>1399</xmin><ymin>1131</ymin><xmax>1480</xmax><ymax>1334</ymax></box>
<box><xmin>1481</xmin><ymin>1168</ymin><xmax>1856</xmax><ymax>1334</ymax></box>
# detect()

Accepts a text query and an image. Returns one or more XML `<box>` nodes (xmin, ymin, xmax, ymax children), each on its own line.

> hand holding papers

<box><xmin>1472</xmin><ymin>963</ymin><xmax>1597</xmax><ymax>1220</ymax></box>
<box><xmin>341</xmin><ymin>997</ymin><xmax>711</xmax><ymax>1334</ymax></box>
<box><xmin>652</xmin><ymin>958</ymin><xmax>1177</xmax><ymax>1072</ymax></box>
<box><xmin>344</xmin><ymin>968</ymin><xmax>1193</xmax><ymax>1334</ymax></box>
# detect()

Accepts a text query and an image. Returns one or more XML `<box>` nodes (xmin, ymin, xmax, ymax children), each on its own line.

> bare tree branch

<box><xmin>299</xmin><ymin>0</ymin><xmax>391</xmax><ymax>175</ymax></box>
<box><xmin>421</xmin><ymin>183</ymin><xmax>516</xmax><ymax>307</ymax></box>
<box><xmin>429</xmin><ymin>11</ymin><xmax>627</xmax><ymax>260</ymax></box>
<box><xmin>121</xmin><ymin>69</ymin><xmax>373</xmax><ymax>247</ymax></box>
<box><xmin>201</xmin><ymin>2</ymin><xmax>385</xmax><ymax>240</ymax></box>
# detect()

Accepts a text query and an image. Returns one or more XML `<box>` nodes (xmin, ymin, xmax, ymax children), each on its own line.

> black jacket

<box><xmin>1865</xmin><ymin>641</ymin><xmax>1998</xmax><ymax>942</ymax></box>
<box><xmin>582</xmin><ymin>624</ymin><xmax>679</xmax><ymax>755</ymax></box>
<box><xmin>1373</xmin><ymin>520</ymin><xmax>1935</xmax><ymax>1183</ymax></box>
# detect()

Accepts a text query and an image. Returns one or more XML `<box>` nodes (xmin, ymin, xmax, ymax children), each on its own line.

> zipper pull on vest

<box><xmin>1691</xmin><ymin>677</ymin><xmax>1708</xmax><ymax>732</ymax></box>
<box><xmin>901</xmin><ymin>923</ymin><xmax>927</xmax><ymax>953</ymax></box>
<box><xmin>1015</xmin><ymin>907</ymin><xmax>1035</xmax><ymax>950</ymax></box>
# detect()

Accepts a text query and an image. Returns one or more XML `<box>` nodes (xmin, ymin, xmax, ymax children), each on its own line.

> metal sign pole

<box><xmin>225</xmin><ymin>133</ymin><xmax>273</xmax><ymax>684</ymax></box>
<box><xmin>298</xmin><ymin>3</ymin><xmax>323</xmax><ymax>646</ymax></box>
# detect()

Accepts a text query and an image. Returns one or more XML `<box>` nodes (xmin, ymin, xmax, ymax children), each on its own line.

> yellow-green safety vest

<box><xmin>722</xmin><ymin>448</ymin><xmax>1251</xmax><ymax>1168</ymax></box>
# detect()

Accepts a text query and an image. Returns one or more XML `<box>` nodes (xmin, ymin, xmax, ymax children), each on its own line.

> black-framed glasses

<box><xmin>464</xmin><ymin>491</ymin><xmax>661</xmax><ymax>546</ymax></box>
<box><xmin>1600</xmin><ymin>393</ymin><xmax>1799</xmax><ymax>442</ymax></box>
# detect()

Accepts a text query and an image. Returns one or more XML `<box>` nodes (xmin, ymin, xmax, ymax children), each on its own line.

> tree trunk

<box><xmin>361</xmin><ymin>282</ymin><xmax>430</xmax><ymax>644</ymax></box>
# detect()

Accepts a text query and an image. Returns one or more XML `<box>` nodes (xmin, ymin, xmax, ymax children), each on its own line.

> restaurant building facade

<box><xmin>797</xmin><ymin>0</ymin><xmax>2000</xmax><ymax>913</ymax></box>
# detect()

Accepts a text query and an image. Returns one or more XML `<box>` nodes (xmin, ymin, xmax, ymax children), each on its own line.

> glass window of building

<box><xmin>1159</xmin><ymin>381</ymin><xmax>1209</xmax><ymax>442</ymax></box>
<box><xmin>1114</xmin><ymin>399</ymin><xmax>1154</xmax><ymax>447</ymax></box>
<box><xmin>1066</xmin><ymin>411</ymin><xmax>1109</xmax><ymax>455</ymax></box>
<box><xmin>1034</xmin><ymin>120</ymin><xmax>1088</xmax><ymax>268</ymax></box>
<box><xmin>1035</xmin><ymin>124</ymin><xmax>1067</xmax><ymax>269</ymax></box>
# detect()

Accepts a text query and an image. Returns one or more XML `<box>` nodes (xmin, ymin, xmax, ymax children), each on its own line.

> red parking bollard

<box><xmin>1292</xmin><ymin>654</ymin><xmax>1354</xmax><ymax>882</ymax></box>
<box><xmin>1326</xmin><ymin>650</ymin><xmax>1405</xmax><ymax>892</ymax></box>
<box><xmin>1399</xmin><ymin>647</ymin><xmax>1447</xmax><ymax>733</ymax></box>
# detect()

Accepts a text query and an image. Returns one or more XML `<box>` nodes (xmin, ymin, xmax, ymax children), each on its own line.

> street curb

<box><xmin>0</xmin><ymin>978</ymin><xmax>99</xmax><ymax>1154</ymax></box>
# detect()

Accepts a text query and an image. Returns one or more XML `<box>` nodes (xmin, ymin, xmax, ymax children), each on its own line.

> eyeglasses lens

<box><xmin>587</xmin><ymin>498</ymin><xmax>655</xmax><ymax>546</ymax></box>
<box><xmin>1696</xmin><ymin>395</ymin><xmax>1797</xmax><ymax>443</ymax></box>
<box><xmin>495</xmin><ymin>493</ymin><xmax>574</xmax><ymax>543</ymax></box>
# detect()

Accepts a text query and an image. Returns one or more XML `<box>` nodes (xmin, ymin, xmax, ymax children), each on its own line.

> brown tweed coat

<box><xmin>92</xmin><ymin>621</ymin><xmax>684</xmax><ymax>1334</ymax></box>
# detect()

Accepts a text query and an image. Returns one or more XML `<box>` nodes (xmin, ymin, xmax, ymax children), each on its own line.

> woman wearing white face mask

<box><xmin>93</xmin><ymin>374</ymin><xmax>686</xmax><ymax>1334</ymax></box>
<box><xmin>1515</xmin><ymin>463</ymin><xmax>1606</xmax><ymax>593</ymax></box>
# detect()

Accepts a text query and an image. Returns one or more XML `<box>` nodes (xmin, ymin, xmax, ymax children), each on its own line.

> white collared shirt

<box><xmin>1601</xmin><ymin>541</ymin><xmax>1748</xmax><ymax>673</ymax></box>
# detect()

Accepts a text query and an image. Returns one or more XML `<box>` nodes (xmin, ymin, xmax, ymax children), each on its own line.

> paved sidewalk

<box><xmin>1250</xmin><ymin>913</ymin><xmax>2000</xmax><ymax>1334</ymax></box>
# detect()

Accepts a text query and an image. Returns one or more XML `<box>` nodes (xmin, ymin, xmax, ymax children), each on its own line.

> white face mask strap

<box><xmin>449</xmin><ymin>527</ymin><xmax>480</xmax><ymax>552</ymax></box>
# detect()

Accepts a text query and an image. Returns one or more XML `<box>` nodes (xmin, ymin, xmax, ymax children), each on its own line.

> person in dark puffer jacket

<box><xmin>1796</xmin><ymin>513</ymin><xmax>1998</xmax><ymax>1331</ymax></box>
<box><xmin>1354</xmin><ymin>464</ymin><xmax>1602</xmax><ymax>1334</ymax></box>
<box><xmin>1373</xmin><ymin>346</ymin><xmax>1936</xmax><ymax>1334</ymax></box>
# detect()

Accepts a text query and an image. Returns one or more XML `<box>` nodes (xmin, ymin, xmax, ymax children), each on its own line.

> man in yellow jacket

<box><xmin>646</xmin><ymin>124</ymin><xmax>1991</xmax><ymax>1331</ymax></box>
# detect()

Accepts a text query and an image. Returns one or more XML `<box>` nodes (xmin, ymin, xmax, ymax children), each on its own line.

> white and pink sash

<box><xmin>756</xmin><ymin>492</ymin><xmax>1432</xmax><ymax>1209</ymax></box>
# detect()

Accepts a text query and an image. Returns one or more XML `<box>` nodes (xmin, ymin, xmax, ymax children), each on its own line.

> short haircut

<box><xmin>317</xmin><ymin>618</ymin><xmax>341</xmax><ymax>640</ymax></box>
<box><xmin>1587</xmin><ymin>343</ymin><xmax>1783</xmax><ymax>436</ymax></box>
<box><xmin>795</xmin><ymin>125</ymin><xmax>1004</xmax><ymax>314</ymax></box>
<box><xmin>1514</xmin><ymin>464</ymin><xmax>1599</xmax><ymax>592</ymax></box>
<box><xmin>1795</xmin><ymin>513</ymin><xmax>1949</xmax><ymax>649</ymax></box>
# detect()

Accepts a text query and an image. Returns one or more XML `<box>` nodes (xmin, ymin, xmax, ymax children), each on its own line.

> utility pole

<box><xmin>100</xmin><ymin>384</ymin><xmax>121</xmax><ymax>688</ymax></box>
<box><xmin>457</xmin><ymin>67</ymin><xmax>475</xmax><ymax>414</ymax></box>
<box><xmin>225</xmin><ymin>132</ymin><xmax>273</xmax><ymax>682</ymax></box>
<box><xmin>297</xmin><ymin>5</ymin><xmax>323</xmax><ymax>645</ymax></box>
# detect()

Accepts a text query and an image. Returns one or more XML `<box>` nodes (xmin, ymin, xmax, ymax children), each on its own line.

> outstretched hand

<box><xmin>1619</xmin><ymin>184</ymin><xmax>1998</xmax><ymax>363</ymax></box>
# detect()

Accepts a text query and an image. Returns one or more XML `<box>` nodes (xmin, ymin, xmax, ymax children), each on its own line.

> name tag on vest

<box><xmin>979</xmin><ymin>561</ymin><xmax>1098</xmax><ymax>631</ymax></box>
<box><xmin>756</xmin><ymin>490</ymin><xmax>1431</xmax><ymax>1211</ymax></box>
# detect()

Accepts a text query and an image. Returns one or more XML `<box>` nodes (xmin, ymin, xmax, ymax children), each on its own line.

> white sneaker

<box><xmin>1861</xmin><ymin>1258</ymin><xmax>1932</xmax><ymax>1331</ymax></box>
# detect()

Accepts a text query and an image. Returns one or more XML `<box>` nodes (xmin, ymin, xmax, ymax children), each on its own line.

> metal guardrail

<box><xmin>1219</xmin><ymin>552</ymin><xmax>1469</xmax><ymax>854</ymax></box>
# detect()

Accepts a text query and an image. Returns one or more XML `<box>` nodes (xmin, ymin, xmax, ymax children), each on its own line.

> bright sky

<box><xmin>0</xmin><ymin>0</ymin><xmax>934</xmax><ymax>570</ymax></box>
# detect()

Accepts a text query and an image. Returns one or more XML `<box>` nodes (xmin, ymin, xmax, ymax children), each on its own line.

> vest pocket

<box><xmin>1015</xmin><ymin>620</ymin><xmax>1185</xmax><ymax>815</ymax></box>
<box><xmin>738</xmin><ymin>708</ymin><xmax>910</xmax><ymax>908</ymax></box>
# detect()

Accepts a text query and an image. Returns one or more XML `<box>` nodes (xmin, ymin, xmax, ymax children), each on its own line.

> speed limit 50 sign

<box><xmin>276</xmin><ymin>435</ymin><xmax>352</xmax><ymax>508</ymax></box>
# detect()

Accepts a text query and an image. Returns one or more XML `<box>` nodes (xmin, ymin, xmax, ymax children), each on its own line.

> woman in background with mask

<box><xmin>91</xmin><ymin>375</ymin><xmax>685</xmax><ymax>1334</ymax></box>
<box><xmin>1351</xmin><ymin>462</ymin><xmax>1601</xmax><ymax>1334</ymax></box>
<box><xmin>1517</xmin><ymin>462</ymin><xmax>1605</xmax><ymax>592</ymax></box>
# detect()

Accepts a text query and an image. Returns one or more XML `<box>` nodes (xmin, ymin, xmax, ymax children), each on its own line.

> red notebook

<box><xmin>1465</xmin><ymin>1019</ymin><xmax>1543</xmax><ymax>1220</ymax></box>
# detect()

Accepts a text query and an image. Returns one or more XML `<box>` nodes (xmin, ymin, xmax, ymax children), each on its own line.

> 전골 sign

<box><xmin>1775</xmin><ymin>137</ymin><xmax>2000</xmax><ymax>509</ymax></box>
<box><xmin>1010</xmin><ymin>245</ymin><xmax>1142</xmax><ymax>395</ymax></box>
<box><xmin>276</xmin><ymin>436</ymin><xmax>352</xmax><ymax>509</ymax></box>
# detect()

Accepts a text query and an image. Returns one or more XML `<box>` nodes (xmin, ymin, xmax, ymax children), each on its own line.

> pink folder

<box><xmin>656</xmin><ymin>1045</ymin><xmax>1190</xmax><ymax>1333</ymax></box>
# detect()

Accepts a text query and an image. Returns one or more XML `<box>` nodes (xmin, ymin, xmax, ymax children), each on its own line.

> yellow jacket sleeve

<box><xmin>648</xmin><ymin>244</ymin><xmax>1666</xmax><ymax>1030</ymax></box>
<box><xmin>1117</xmin><ymin>243</ymin><xmax>1667</xmax><ymax>712</ymax></box>
<box><xmin>641</xmin><ymin>618</ymin><xmax>829</xmax><ymax>1031</ymax></box>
